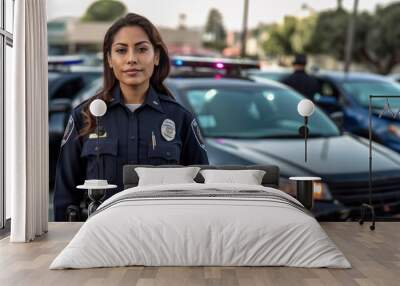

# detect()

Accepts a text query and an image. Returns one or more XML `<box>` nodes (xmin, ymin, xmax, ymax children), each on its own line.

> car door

<box><xmin>315</xmin><ymin>78</ymin><xmax>344</xmax><ymax>114</ymax></box>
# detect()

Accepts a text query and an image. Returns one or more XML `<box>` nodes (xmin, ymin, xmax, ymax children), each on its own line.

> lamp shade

<box><xmin>297</xmin><ymin>99</ymin><xmax>315</xmax><ymax>117</ymax></box>
<box><xmin>89</xmin><ymin>99</ymin><xmax>107</xmax><ymax>117</ymax></box>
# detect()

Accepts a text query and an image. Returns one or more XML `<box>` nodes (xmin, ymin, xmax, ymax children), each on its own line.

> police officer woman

<box><xmin>54</xmin><ymin>13</ymin><xmax>209</xmax><ymax>221</ymax></box>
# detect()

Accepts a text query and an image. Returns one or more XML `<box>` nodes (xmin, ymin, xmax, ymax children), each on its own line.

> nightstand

<box><xmin>77</xmin><ymin>181</ymin><xmax>117</xmax><ymax>216</ymax></box>
<box><xmin>289</xmin><ymin>177</ymin><xmax>321</xmax><ymax>210</ymax></box>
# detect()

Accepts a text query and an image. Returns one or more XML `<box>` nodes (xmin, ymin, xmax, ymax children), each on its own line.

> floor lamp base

<box><xmin>359</xmin><ymin>203</ymin><xmax>376</xmax><ymax>231</ymax></box>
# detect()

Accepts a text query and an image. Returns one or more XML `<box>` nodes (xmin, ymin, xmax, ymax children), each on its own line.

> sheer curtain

<box><xmin>7</xmin><ymin>0</ymin><xmax>48</xmax><ymax>242</ymax></box>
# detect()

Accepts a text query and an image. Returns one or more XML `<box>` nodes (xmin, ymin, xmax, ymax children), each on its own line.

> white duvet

<box><xmin>50</xmin><ymin>183</ymin><xmax>351</xmax><ymax>269</ymax></box>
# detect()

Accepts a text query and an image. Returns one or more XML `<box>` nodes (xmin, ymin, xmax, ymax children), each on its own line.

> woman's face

<box><xmin>107</xmin><ymin>26</ymin><xmax>160</xmax><ymax>88</ymax></box>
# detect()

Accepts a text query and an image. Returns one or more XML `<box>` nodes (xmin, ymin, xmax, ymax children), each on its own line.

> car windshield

<box><xmin>341</xmin><ymin>80</ymin><xmax>400</xmax><ymax>109</ymax></box>
<box><xmin>184</xmin><ymin>86</ymin><xmax>340</xmax><ymax>138</ymax></box>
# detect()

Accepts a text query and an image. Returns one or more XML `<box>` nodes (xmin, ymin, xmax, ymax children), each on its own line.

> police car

<box><xmin>66</xmin><ymin>72</ymin><xmax>400</xmax><ymax>220</ymax></box>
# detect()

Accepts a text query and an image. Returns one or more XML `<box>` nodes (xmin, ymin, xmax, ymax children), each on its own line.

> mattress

<box><xmin>50</xmin><ymin>183</ymin><xmax>351</xmax><ymax>269</ymax></box>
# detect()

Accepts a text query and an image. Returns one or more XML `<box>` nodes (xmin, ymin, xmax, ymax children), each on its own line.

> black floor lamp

<box><xmin>359</xmin><ymin>95</ymin><xmax>400</xmax><ymax>231</ymax></box>
<box><xmin>297</xmin><ymin>99</ymin><xmax>315</xmax><ymax>162</ymax></box>
<box><xmin>77</xmin><ymin>99</ymin><xmax>117</xmax><ymax>217</ymax></box>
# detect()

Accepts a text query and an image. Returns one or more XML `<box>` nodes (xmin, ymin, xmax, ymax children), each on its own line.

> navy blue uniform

<box><xmin>282</xmin><ymin>70</ymin><xmax>320</xmax><ymax>100</ymax></box>
<box><xmin>54</xmin><ymin>85</ymin><xmax>209</xmax><ymax>221</ymax></box>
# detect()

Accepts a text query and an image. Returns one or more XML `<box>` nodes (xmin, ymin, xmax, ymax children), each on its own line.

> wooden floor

<box><xmin>0</xmin><ymin>222</ymin><xmax>399</xmax><ymax>286</ymax></box>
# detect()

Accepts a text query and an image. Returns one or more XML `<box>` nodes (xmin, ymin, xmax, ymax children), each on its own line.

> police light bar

<box><xmin>171</xmin><ymin>56</ymin><xmax>260</xmax><ymax>70</ymax></box>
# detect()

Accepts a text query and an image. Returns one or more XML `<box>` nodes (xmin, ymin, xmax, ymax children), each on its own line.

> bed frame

<box><xmin>123</xmin><ymin>165</ymin><xmax>280</xmax><ymax>189</ymax></box>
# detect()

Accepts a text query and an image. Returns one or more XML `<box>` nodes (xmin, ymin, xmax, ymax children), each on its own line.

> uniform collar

<box><xmin>144</xmin><ymin>85</ymin><xmax>165</xmax><ymax>113</ymax></box>
<box><xmin>108</xmin><ymin>84</ymin><xmax>165</xmax><ymax>113</ymax></box>
<box><xmin>106</xmin><ymin>85</ymin><xmax>122</xmax><ymax>108</ymax></box>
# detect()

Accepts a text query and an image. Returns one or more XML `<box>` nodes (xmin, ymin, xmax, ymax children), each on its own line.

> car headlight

<box><xmin>388</xmin><ymin>124</ymin><xmax>400</xmax><ymax>138</ymax></box>
<box><xmin>279</xmin><ymin>177</ymin><xmax>333</xmax><ymax>201</ymax></box>
<box><xmin>312</xmin><ymin>181</ymin><xmax>333</xmax><ymax>201</ymax></box>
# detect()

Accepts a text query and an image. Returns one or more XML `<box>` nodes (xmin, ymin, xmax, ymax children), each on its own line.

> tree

<box><xmin>361</xmin><ymin>2</ymin><xmax>400</xmax><ymax>74</ymax></box>
<box><xmin>306</xmin><ymin>8</ymin><xmax>350</xmax><ymax>59</ymax></box>
<box><xmin>261</xmin><ymin>15</ymin><xmax>316</xmax><ymax>57</ymax></box>
<box><xmin>82</xmin><ymin>0</ymin><xmax>127</xmax><ymax>22</ymax></box>
<box><xmin>307</xmin><ymin>2</ymin><xmax>400</xmax><ymax>74</ymax></box>
<box><xmin>203</xmin><ymin>8</ymin><xmax>227</xmax><ymax>51</ymax></box>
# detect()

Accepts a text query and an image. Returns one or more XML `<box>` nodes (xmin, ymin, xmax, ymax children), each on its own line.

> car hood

<box><xmin>205</xmin><ymin>134</ymin><xmax>400</xmax><ymax>182</ymax></box>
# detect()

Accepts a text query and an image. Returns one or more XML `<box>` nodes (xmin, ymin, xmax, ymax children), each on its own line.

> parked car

<box><xmin>313</xmin><ymin>72</ymin><xmax>400</xmax><ymax>153</ymax></box>
<box><xmin>252</xmin><ymin>70</ymin><xmax>400</xmax><ymax>154</ymax></box>
<box><xmin>70</xmin><ymin>76</ymin><xmax>400</xmax><ymax>220</ymax></box>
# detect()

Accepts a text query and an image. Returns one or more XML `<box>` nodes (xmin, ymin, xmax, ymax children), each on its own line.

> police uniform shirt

<box><xmin>282</xmin><ymin>70</ymin><xmax>320</xmax><ymax>100</ymax></box>
<box><xmin>54</xmin><ymin>85</ymin><xmax>209</xmax><ymax>221</ymax></box>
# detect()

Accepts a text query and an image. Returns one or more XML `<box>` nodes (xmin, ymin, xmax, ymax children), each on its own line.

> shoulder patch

<box><xmin>61</xmin><ymin>115</ymin><xmax>75</xmax><ymax>147</ymax></box>
<box><xmin>191</xmin><ymin>119</ymin><xmax>206</xmax><ymax>150</ymax></box>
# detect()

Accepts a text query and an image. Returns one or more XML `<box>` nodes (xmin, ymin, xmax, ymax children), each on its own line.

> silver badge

<box><xmin>161</xmin><ymin>119</ymin><xmax>176</xmax><ymax>141</ymax></box>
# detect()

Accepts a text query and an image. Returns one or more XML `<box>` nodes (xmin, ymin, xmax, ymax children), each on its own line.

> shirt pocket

<box><xmin>147</xmin><ymin>142</ymin><xmax>180</xmax><ymax>165</ymax></box>
<box><xmin>81</xmin><ymin>138</ymin><xmax>118</xmax><ymax>181</ymax></box>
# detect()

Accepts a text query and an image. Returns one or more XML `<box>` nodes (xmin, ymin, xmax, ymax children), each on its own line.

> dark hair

<box><xmin>292</xmin><ymin>53</ymin><xmax>307</xmax><ymax>66</ymax></box>
<box><xmin>80</xmin><ymin>13</ymin><xmax>171</xmax><ymax>137</ymax></box>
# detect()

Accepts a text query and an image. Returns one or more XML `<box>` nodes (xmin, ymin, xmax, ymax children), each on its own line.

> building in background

<box><xmin>48</xmin><ymin>17</ymin><xmax>210</xmax><ymax>58</ymax></box>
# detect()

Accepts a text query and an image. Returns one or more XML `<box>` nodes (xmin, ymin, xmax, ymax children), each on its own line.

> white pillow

<box><xmin>200</xmin><ymin>169</ymin><xmax>266</xmax><ymax>185</ymax></box>
<box><xmin>135</xmin><ymin>167</ymin><xmax>201</xmax><ymax>186</ymax></box>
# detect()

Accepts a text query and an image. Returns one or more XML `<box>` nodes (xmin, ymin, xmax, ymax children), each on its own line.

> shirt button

<box><xmin>130</xmin><ymin>136</ymin><xmax>135</xmax><ymax>140</ymax></box>
<box><xmin>166</xmin><ymin>151</ymin><xmax>171</xmax><ymax>156</ymax></box>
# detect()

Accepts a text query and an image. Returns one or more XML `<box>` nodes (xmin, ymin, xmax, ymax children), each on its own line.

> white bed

<box><xmin>50</xmin><ymin>183</ymin><xmax>351</xmax><ymax>269</ymax></box>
